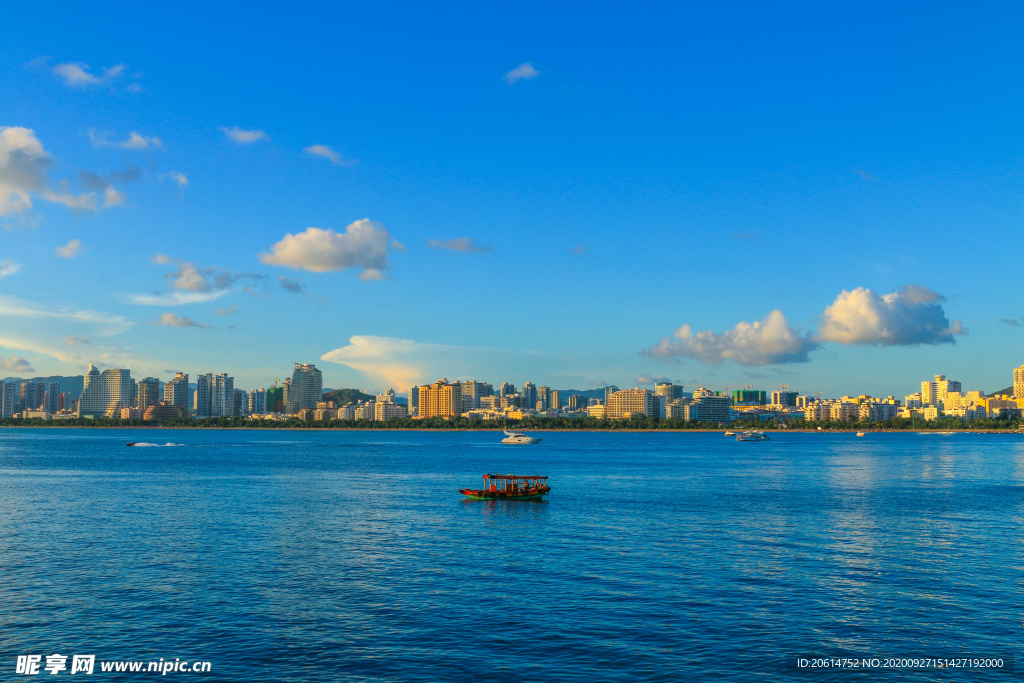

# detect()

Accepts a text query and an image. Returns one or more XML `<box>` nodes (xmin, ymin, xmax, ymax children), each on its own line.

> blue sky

<box><xmin>1</xmin><ymin>1</ymin><xmax>1022</xmax><ymax>398</ymax></box>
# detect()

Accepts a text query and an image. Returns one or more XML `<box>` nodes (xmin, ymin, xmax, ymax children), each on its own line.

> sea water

<box><xmin>1</xmin><ymin>428</ymin><xmax>1023</xmax><ymax>681</ymax></box>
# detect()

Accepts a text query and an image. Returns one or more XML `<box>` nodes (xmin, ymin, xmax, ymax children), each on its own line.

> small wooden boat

<box><xmin>459</xmin><ymin>474</ymin><xmax>550</xmax><ymax>500</ymax></box>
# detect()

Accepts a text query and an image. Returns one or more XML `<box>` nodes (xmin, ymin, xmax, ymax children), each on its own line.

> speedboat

<box><xmin>126</xmin><ymin>441</ymin><xmax>136</xmax><ymax>446</ymax></box>
<box><xmin>856</xmin><ymin>432</ymin><xmax>866</xmax><ymax>437</ymax></box>
<box><xmin>501</xmin><ymin>431</ymin><xmax>542</xmax><ymax>444</ymax></box>
<box><xmin>724</xmin><ymin>431</ymin><xmax>736</xmax><ymax>436</ymax></box>
<box><xmin>736</xmin><ymin>430</ymin><xmax>769</xmax><ymax>441</ymax></box>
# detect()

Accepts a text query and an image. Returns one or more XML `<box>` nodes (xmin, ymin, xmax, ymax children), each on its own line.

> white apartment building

<box><xmin>78</xmin><ymin>364</ymin><xmax>133</xmax><ymax>417</ymax></box>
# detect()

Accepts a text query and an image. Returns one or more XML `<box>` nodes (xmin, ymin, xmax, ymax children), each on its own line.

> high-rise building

<box><xmin>233</xmin><ymin>389</ymin><xmax>249</xmax><ymax>416</ymax></box>
<box><xmin>195</xmin><ymin>373</ymin><xmax>235</xmax><ymax>417</ymax></box>
<box><xmin>164</xmin><ymin>373</ymin><xmax>189</xmax><ymax>409</ymax></box>
<box><xmin>536</xmin><ymin>386</ymin><xmax>550</xmax><ymax>411</ymax></box>
<box><xmin>499</xmin><ymin>382</ymin><xmax>516</xmax><ymax>398</ymax></box>
<box><xmin>137</xmin><ymin>377</ymin><xmax>161</xmax><ymax>411</ymax></box>
<box><xmin>77</xmin><ymin>365</ymin><xmax>133</xmax><ymax>417</ymax></box>
<box><xmin>459</xmin><ymin>381</ymin><xmax>492</xmax><ymax>412</ymax></box>
<box><xmin>567</xmin><ymin>394</ymin><xmax>587</xmax><ymax>411</ymax></box>
<box><xmin>1014</xmin><ymin>365</ymin><xmax>1024</xmax><ymax>399</ymax></box>
<box><xmin>605</xmin><ymin>388</ymin><xmax>657</xmax><ymax>419</ymax></box>
<box><xmin>250</xmin><ymin>388</ymin><xmax>267</xmax><ymax>414</ymax></box>
<box><xmin>921</xmin><ymin>375</ymin><xmax>961</xmax><ymax>407</ymax></box>
<box><xmin>22</xmin><ymin>381</ymin><xmax>45</xmax><ymax>411</ymax></box>
<box><xmin>604</xmin><ymin>385</ymin><xmax>619</xmax><ymax>404</ymax></box>
<box><xmin>0</xmin><ymin>381</ymin><xmax>14</xmax><ymax>418</ymax></box>
<box><xmin>521</xmin><ymin>382</ymin><xmax>538</xmax><ymax>411</ymax></box>
<box><xmin>655</xmin><ymin>383</ymin><xmax>685</xmax><ymax>402</ymax></box>
<box><xmin>287</xmin><ymin>363</ymin><xmax>322</xmax><ymax>414</ymax></box>
<box><xmin>45</xmin><ymin>381</ymin><xmax>60</xmax><ymax>413</ymax></box>
<box><xmin>408</xmin><ymin>385</ymin><xmax>419</xmax><ymax>415</ymax></box>
<box><xmin>771</xmin><ymin>390</ymin><xmax>799</xmax><ymax>407</ymax></box>
<box><xmin>416</xmin><ymin>379</ymin><xmax>463</xmax><ymax>419</ymax></box>
<box><xmin>550</xmin><ymin>390</ymin><xmax>561</xmax><ymax>410</ymax></box>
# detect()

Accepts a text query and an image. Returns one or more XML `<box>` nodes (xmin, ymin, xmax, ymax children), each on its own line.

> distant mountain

<box><xmin>2</xmin><ymin>375</ymin><xmax>85</xmax><ymax>396</ymax></box>
<box><xmin>989</xmin><ymin>386</ymin><xmax>1013</xmax><ymax>396</ymax></box>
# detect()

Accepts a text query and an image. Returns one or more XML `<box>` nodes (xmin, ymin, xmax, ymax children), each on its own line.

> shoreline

<box><xmin>1</xmin><ymin>425</ymin><xmax>1022</xmax><ymax>434</ymax></box>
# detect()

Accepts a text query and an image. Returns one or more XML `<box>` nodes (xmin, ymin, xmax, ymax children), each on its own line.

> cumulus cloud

<box><xmin>506</xmin><ymin>62</ymin><xmax>540</xmax><ymax>85</ymax></box>
<box><xmin>427</xmin><ymin>237</ymin><xmax>492</xmax><ymax>253</ymax></box>
<box><xmin>648</xmin><ymin>310</ymin><xmax>818</xmax><ymax>366</ymax></box>
<box><xmin>89</xmin><ymin>130</ymin><xmax>162</xmax><ymax>150</ymax></box>
<box><xmin>0</xmin><ymin>259</ymin><xmax>21</xmax><ymax>278</ymax></box>
<box><xmin>304</xmin><ymin>144</ymin><xmax>353</xmax><ymax>165</ymax></box>
<box><xmin>0</xmin><ymin>356</ymin><xmax>34</xmax><ymax>373</ymax></box>
<box><xmin>40</xmin><ymin>185</ymin><xmax>100</xmax><ymax>212</ymax></box>
<box><xmin>259</xmin><ymin>219</ymin><xmax>394</xmax><ymax>277</ymax></box>
<box><xmin>55</xmin><ymin>239</ymin><xmax>83</xmax><ymax>258</ymax></box>
<box><xmin>53</xmin><ymin>62</ymin><xmax>126</xmax><ymax>88</ymax></box>
<box><xmin>817</xmin><ymin>285</ymin><xmax>964</xmax><ymax>346</ymax></box>
<box><xmin>153</xmin><ymin>312</ymin><xmax>209</xmax><ymax>328</ymax></box>
<box><xmin>0</xmin><ymin>126</ymin><xmax>51</xmax><ymax>215</ymax></box>
<box><xmin>130</xmin><ymin>258</ymin><xmax>266</xmax><ymax>306</ymax></box>
<box><xmin>221</xmin><ymin>126</ymin><xmax>269</xmax><ymax>144</ymax></box>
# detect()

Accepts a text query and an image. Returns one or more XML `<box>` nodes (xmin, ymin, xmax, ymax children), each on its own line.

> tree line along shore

<box><xmin>1</xmin><ymin>415</ymin><xmax>1022</xmax><ymax>431</ymax></box>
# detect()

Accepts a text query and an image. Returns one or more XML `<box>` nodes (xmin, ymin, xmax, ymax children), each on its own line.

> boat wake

<box><xmin>130</xmin><ymin>442</ymin><xmax>185</xmax><ymax>447</ymax></box>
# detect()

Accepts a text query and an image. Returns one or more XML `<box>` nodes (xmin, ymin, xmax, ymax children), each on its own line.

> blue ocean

<box><xmin>2</xmin><ymin>428</ymin><xmax>1022</xmax><ymax>681</ymax></box>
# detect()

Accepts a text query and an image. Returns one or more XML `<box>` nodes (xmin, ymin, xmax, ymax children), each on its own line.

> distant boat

<box><xmin>724</xmin><ymin>431</ymin><xmax>736</xmax><ymax>436</ymax></box>
<box><xmin>501</xmin><ymin>431</ymin><xmax>542</xmax><ymax>444</ymax></box>
<box><xmin>856</xmin><ymin>432</ymin><xmax>866</xmax><ymax>437</ymax></box>
<box><xmin>736</xmin><ymin>430</ymin><xmax>769</xmax><ymax>441</ymax></box>
<box><xmin>459</xmin><ymin>474</ymin><xmax>550</xmax><ymax>500</ymax></box>
<box><xmin>126</xmin><ymin>441</ymin><xmax>136</xmax><ymax>447</ymax></box>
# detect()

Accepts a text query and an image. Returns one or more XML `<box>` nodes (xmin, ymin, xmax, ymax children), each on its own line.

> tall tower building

<box><xmin>1014</xmin><ymin>365</ymin><xmax>1024</xmax><ymax>399</ymax></box>
<box><xmin>287</xmin><ymin>363</ymin><xmax>322</xmax><ymax>414</ymax></box>
<box><xmin>77</xmin><ymin>366</ymin><xmax>133</xmax><ymax>417</ymax></box>
<box><xmin>499</xmin><ymin>382</ymin><xmax>516</xmax><ymax>398</ymax></box>
<box><xmin>921</xmin><ymin>375</ymin><xmax>961</xmax><ymax>407</ymax></box>
<box><xmin>249</xmin><ymin>388</ymin><xmax>267</xmax><ymax>414</ymax></box>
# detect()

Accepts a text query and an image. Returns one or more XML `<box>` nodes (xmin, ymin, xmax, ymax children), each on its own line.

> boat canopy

<box><xmin>482</xmin><ymin>474</ymin><xmax>547</xmax><ymax>481</ymax></box>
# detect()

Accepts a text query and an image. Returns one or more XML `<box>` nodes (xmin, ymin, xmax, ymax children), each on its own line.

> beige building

<box><xmin>605</xmin><ymin>388</ymin><xmax>657</xmax><ymax>419</ymax></box>
<box><xmin>416</xmin><ymin>379</ymin><xmax>463</xmax><ymax>419</ymax></box>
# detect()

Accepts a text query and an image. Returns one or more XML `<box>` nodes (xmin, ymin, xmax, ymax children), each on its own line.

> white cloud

<box><xmin>90</xmin><ymin>130</ymin><xmax>162</xmax><ymax>150</ymax></box>
<box><xmin>0</xmin><ymin>356</ymin><xmax>34</xmax><ymax>373</ymax></box>
<box><xmin>55</xmin><ymin>239</ymin><xmax>83</xmax><ymax>258</ymax></box>
<box><xmin>41</xmin><ymin>186</ymin><xmax>99</xmax><ymax>212</ymax></box>
<box><xmin>304</xmin><ymin>144</ymin><xmax>353</xmax><ymax>165</ymax></box>
<box><xmin>648</xmin><ymin>310</ymin><xmax>818</xmax><ymax>366</ymax></box>
<box><xmin>151</xmin><ymin>254</ymin><xmax>172</xmax><ymax>265</ymax></box>
<box><xmin>129</xmin><ymin>290</ymin><xmax>229</xmax><ymax>306</ymax></box>
<box><xmin>0</xmin><ymin>260</ymin><xmax>21</xmax><ymax>278</ymax></box>
<box><xmin>506</xmin><ymin>62</ymin><xmax>540</xmax><ymax>85</ymax></box>
<box><xmin>636</xmin><ymin>375</ymin><xmax>673</xmax><ymax>385</ymax></box>
<box><xmin>259</xmin><ymin>219</ymin><xmax>394</xmax><ymax>276</ymax></box>
<box><xmin>320</xmin><ymin>336</ymin><xmax>453</xmax><ymax>390</ymax></box>
<box><xmin>53</xmin><ymin>62</ymin><xmax>126</xmax><ymax>88</ymax></box>
<box><xmin>221</xmin><ymin>126</ymin><xmax>269</xmax><ymax>144</ymax></box>
<box><xmin>0</xmin><ymin>294</ymin><xmax>133</xmax><ymax>334</ymax></box>
<box><xmin>426</xmin><ymin>237</ymin><xmax>492</xmax><ymax>253</ymax></box>
<box><xmin>215</xmin><ymin>304</ymin><xmax>237</xmax><ymax>316</ymax></box>
<box><xmin>166</xmin><ymin>171</ymin><xmax>188</xmax><ymax>187</ymax></box>
<box><xmin>817</xmin><ymin>285</ymin><xmax>965</xmax><ymax>346</ymax></box>
<box><xmin>0</xmin><ymin>126</ymin><xmax>51</xmax><ymax>215</ymax></box>
<box><xmin>63</xmin><ymin>335</ymin><xmax>91</xmax><ymax>345</ymax></box>
<box><xmin>152</xmin><ymin>312</ymin><xmax>209</xmax><ymax>328</ymax></box>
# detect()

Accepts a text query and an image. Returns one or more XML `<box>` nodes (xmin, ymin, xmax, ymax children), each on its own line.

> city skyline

<box><xmin>3</xmin><ymin>3</ymin><xmax>1024</xmax><ymax>398</ymax></box>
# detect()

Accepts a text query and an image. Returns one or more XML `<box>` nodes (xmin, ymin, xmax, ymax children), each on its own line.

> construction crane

<box><xmin>263</xmin><ymin>378</ymin><xmax>282</xmax><ymax>388</ymax></box>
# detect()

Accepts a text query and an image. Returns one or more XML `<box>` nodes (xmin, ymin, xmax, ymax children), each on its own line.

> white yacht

<box><xmin>501</xmin><ymin>431</ymin><xmax>543</xmax><ymax>445</ymax></box>
<box><xmin>736</xmin><ymin>430</ymin><xmax>769</xmax><ymax>442</ymax></box>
